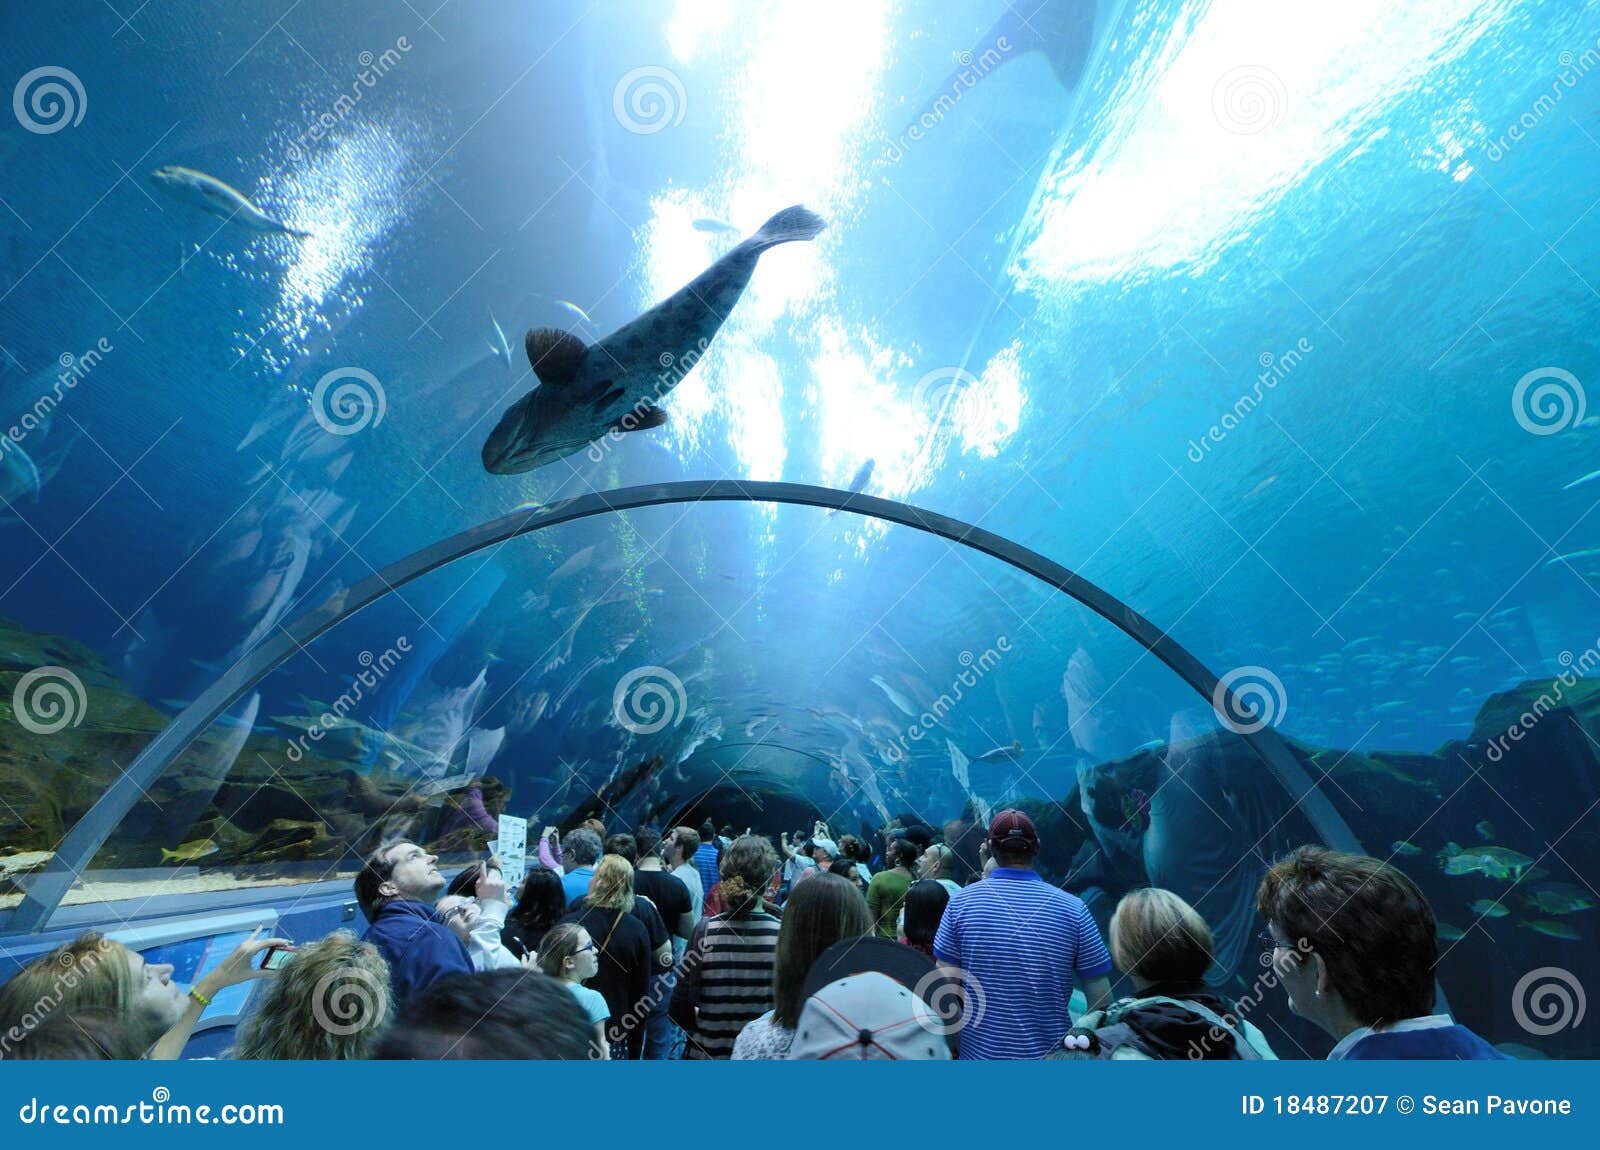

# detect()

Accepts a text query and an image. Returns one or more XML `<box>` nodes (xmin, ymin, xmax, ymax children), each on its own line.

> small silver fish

<box><xmin>974</xmin><ymin>740</ymin><xmax>1024</xmax><ymax>762</ymax></box>
<box><xmin>691</xmin><ymin>217</ymin><xmax>740</xmax><ymax>234</ymax></box>
<box><xmin>487</xmin><ymin>307</ymin><xmax>512</xmax><ymax>369</ymax></box>
<box><xmin>1545</xmin><ymin>548</ymin><xmax>1600</xmax><ymax>568</ymax></box>
<box><xmin>149</xmin><ymin>164</ymin><xmax>310</xmax><ymax>238</ymax></box>
<box><xmin>553</xmin><ymin>299</ymin><xmax>595</xmax><ymax>328</ymax></box>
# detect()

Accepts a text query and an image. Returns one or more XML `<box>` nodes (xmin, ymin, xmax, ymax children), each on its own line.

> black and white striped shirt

<box><xmin>672</xmin><ymin>911</ymin><xmax>781</xmax><ymax>1059</ymax></box>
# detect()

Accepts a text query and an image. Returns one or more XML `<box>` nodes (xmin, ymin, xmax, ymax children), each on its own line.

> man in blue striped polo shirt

<box><xmin>933</xmin><ymin>810</ymin><xmax>1113</xmax><ymax>1059</ymax></box>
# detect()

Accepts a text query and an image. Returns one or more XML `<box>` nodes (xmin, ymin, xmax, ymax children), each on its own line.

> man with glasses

<box><xmin>356</xmin><ymin>840</ymin><xmax>473</xmax><ymax>1005</ymax></box>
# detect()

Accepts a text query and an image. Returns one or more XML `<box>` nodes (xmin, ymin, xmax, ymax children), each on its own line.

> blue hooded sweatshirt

<box><xmin>363</xmin><ymin>899</ymin><xmax>473</xmax><ymax>1005</ymax></box>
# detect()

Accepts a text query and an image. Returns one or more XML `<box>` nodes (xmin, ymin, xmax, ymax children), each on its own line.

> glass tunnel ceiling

<box><xmin>0</xmin><ymin>0</ymin><xmax>1597</xmax><ymax>1008</ymax></box>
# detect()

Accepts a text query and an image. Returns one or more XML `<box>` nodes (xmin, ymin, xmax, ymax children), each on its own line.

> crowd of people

<box><xmin>0</xmin><ymin>809</ymin><xmax>1508</xmax><ymax>1061</ymax></box>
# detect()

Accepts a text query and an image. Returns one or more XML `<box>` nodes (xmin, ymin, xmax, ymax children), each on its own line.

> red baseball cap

<box><xmin>988</xmin><ymin>809</ymin><xmax>1039</xmax><ymax>850</ymax></box>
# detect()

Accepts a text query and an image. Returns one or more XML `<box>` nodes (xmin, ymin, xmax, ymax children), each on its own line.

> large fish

<box><xmin>149</xmin><ymin>164</ymin><xmax>310</xmax><ymax>238</ymax></box>
<box><xmin>481</xmin><ymin>205</ymin><xmax>825</xmax><ymax>473</ymax></box>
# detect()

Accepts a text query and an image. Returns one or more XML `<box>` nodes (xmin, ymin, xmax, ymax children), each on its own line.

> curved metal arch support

<box><xmin>7</xmin><ymin>480</ymin><xmax>1364</xmax><ymax>933</ymax></box>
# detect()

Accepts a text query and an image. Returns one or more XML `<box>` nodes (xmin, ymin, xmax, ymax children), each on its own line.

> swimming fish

<box><xmin>1436</xmin><ymin>923</ymin><xmax>1466</xmax><ymax>941</ymax></box>
<box><xmin>1470</xmin><ymin>899</ymin><xmax>1510</xmax><ymax>919</ymax></box>
<box><xmin>148</xmin><ymin>165</ymin><xmax>310</xmax><ymax>238</ymax></box>
<box><xmin>1437</xmin><ymin>842</ymin><xmax>1534</xmax><ymax>881</ymax></box>
<box><xmin>553</xmin><ymin>299</ymin><xmax>595</xmax><ymax>328</ymax></box>
<box><xmin>1475</xmin><ymin>819</ymin><xmax>1495</xmax><ymax>842</ymax></box>
<box><xmin>973</xmin><ymin>740</ymin><xmax>1024</xmax><ymax>763</ymax></box>
<box><xmin>482</xmin><ymin>205</ymin><xmax>825</xmax><ymax>474</ymax></box>
<box><xmin>1544</xmin><ymin>548</ymin><xmax>1600</xmax><ymax>568</ymax></box>
<box><xmin>1391</xmin><ymin>840</ymin><xmax>1424</xmax><ymax>857</ymax></box>
<box><xmin>160</xmin><ymin>838</ymin><xmax>219</xmax><ymax>864</ymax></box>
<box><xmin>828</xmin><ymin>458</ymin><xmax>876</xmax><ymax>515</ymax></box>
<box><xmin>1522</xmin><ymin>885</ymin><xmax>1596</xmax><ymax>916</ymax></box>
<box><xmin>691</xmin><ymin>217</ymin><xmax>740</xmax><ymax>234</ymax></box>
<box><xmin>1562</xmin><ymin>467</ymin><xmax>1600</xmax><ymax>490</ymax></box>
<box><xmin>487</xmin><ymin>306</ymin><xmax>513</xmax><ymax>369</ymax></box>
<box><xmin>1520</xmin><ymin>919</ymin><xmax>1580</xmax><ymax>941</ymax></box>
<box><xmin>870</xmin><ymin>674</ymin><xmax>918</xmax><ymax>719</ymax></box>
<box><xmin>893</xmin><ymin>0</ymin><xmax>1095</xmax><ymax>151</ymax></box>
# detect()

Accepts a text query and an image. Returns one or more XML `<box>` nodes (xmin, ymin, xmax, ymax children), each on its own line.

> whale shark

<box><xmin>481</xmin><ymin>204</ymin><xmax>825</xmax><ymax>474</ymax></box>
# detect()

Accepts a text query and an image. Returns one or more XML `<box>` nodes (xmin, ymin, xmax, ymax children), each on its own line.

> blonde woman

<box><xmin>231</xmin><ymin>931</ymin><xmax>391</xmax><ymax>1059</ymax></box>
<box><xmin>561</xmin><ymin>854</ymin><xmax>658</xmax><ymax>1058</ymax></box>
<box><xmin>0</xmin><ymin>925</ymin><xmax>287</xmax><ymax>1060</ymax></box>
<box><xmin>1058</xmin><ymin>888</ymin><xmax>1275</xmax><ymax>1060</ymax></box>
<box><xmin>537</xmin><ymin>923</ymin><xmax>609</xmax><ymax>1059</ymax></box>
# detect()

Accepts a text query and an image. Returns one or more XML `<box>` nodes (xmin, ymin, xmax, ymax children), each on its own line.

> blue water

<box><xmin>3</xmin><ymin>1</ymin><xmax>1599</xmax><ymax>1054</ymax></box>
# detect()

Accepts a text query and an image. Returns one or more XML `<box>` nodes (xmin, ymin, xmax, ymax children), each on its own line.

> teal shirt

<box><xmin>566</xmin><ymin>981</ymin><xmax>610</xmax><ymax>1026</ymax></box>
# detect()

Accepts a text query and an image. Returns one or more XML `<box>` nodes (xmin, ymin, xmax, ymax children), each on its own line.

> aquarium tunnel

<box><xmin>1</xmin><ymin>0</ymin><xmax>1597</xmax><ymax>1062</ymax></box>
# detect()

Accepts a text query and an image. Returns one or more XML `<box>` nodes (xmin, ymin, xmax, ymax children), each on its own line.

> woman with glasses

<box><xmin>1053</xmin><ymin>888</ymin><xmax>1276</xmax><ymax>1060</ymax></box>
<box><xmin>1257</xmin><ymin>846</ymin><xmax>1507</xmax><ymax>1060</ymax></box>
<box><xmin>538</xmin><ymin>924</ymin><xmax>609</xmax><ymax>1060</ymax></box>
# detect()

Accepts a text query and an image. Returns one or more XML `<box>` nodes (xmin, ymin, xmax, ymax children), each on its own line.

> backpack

<box><xmin>1072</xmin><ymin>995</ymin><xmax>1277</xmax><ymax>1061</ymax></box>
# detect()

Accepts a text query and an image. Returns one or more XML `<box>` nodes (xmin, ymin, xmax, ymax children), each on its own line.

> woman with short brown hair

<box><xmin>1257</xmin><ymin>846</ymin><xmax>1506</xmax><ymax>1059</ymax></box>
